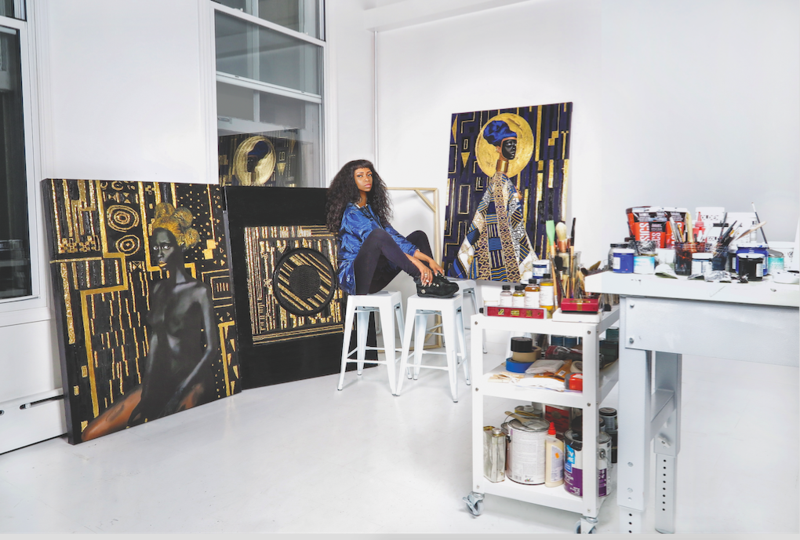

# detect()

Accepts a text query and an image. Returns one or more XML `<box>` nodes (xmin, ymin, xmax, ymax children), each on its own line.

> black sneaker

<box><xmin>415</xmin><ymin>274</ymin><xmax>459</xmax><ymax>298</ymax></box>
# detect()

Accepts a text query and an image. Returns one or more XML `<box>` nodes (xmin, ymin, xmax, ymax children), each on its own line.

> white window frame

<box><xmin>0</xmin><ymin>9</ymin><xmax>49</xmax><ymax>327</ymax></box>
<box><xmin>208</xmin><ymin>0</ymin><xmax>328</xmax><ymax>187</ymax></box>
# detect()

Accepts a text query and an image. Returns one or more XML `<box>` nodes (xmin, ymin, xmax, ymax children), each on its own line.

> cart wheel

<box><xmin>574</xmin><ymin>520</ymin><xmax>597</xmax><ymax>534</ymax></box>
<box><xmin>462</xmin><ymin>492</ymin><xmax>484</xmax><ymax>516</ymax></box>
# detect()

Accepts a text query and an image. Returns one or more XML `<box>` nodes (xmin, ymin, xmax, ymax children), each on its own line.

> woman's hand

<box><xmin>428</xmin><ymin>259</ymin><xmax>444</xmax><ymax>276</ymax></box>
<box><xmin>410</xmin><ymin>257</ymin><xmax>433</xmax><ymax>286</ymax></box>
<box><xmin>413</xmin><ymin>250</ymin><xmax>444</xmax><ymax>277</ymax></box>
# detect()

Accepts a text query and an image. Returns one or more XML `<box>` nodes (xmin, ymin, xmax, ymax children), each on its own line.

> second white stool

<box><xmin>338</xmin><ymin>291</ymin><xmax>404</xmax><ymax>394</ymax></box>
<box><xmin>396</xmin><ymin>293</ymin><xmax>469</xmax><ymax>402</ymax></box>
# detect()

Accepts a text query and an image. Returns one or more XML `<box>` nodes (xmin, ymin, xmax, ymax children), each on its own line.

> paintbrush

<box><xmin>735</xmin><ymin>221</ymin><xmax>767</xmax><ymax>241</ymax></box>
<box><xmin>752</xmin><ymin>203</ymin><xmax>769</xmax><ymax>244</ymax></box>
<box><xmin>685</xmin><ymin>212</ymin><xmax>694</xmax><ymax>243</ymax></box>
<box><xmin>546</xmin><ymin>220</ymin><xmax>556</xmax><ymax>259</ymax></box>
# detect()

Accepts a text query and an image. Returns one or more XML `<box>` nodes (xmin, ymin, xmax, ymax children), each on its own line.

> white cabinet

<box><xmin>464</xmin><ymin>307</ymin><xmax>620</xmax><ymax>532</ymax></box>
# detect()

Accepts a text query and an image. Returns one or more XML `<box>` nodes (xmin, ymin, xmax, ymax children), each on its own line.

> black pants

<box><xmin>353</xmin><ymin>229</ymin><xmax>433</xmax><ymax>295</ymax></box>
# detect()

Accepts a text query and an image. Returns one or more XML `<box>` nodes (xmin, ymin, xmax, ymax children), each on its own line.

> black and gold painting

<box><xmin>442</xmin><ymin>103</ymin><xmax>572</xmax><ymax>282</ymax></box>
<box><xmin>42</xmin><ymin>179</ymin><xmax>240</xmax><ymax>444</ymax></box>
<box><xmin>225</xmin><ymin>186</ymin><xmax>357</xmax><ymax>389</ymax></box>
<box><xmin>218</xmin><ymin>131</ymin><xmax>299</xmax><ymax>187</ymax></box>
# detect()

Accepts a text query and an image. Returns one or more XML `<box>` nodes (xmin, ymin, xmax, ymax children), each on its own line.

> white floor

<box><xmin>0</xmin><ymin>330</ymin><xmax>798</xmax><ymax>535</ymax></box>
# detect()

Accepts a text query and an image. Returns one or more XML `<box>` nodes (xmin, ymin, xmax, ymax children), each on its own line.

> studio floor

<box><xmin>1</xmin><ymin>332</ymin><xmax>798</xmax><ymax>535</ymax></box>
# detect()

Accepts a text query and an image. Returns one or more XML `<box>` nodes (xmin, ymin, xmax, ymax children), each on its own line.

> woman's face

<box><xmin>353</xmin><ymin>167</ymin><xmax>373</xmax><ymax>194</ymax></box>
<box><xmin>152</xmin><ymin>229</ymin><xmax>180</xmax><ymax>268</ymax></box>
<box><xmin>501</xmin><ymin>138</ymin><xmax>517</xmax><ymax>160</ymax></box>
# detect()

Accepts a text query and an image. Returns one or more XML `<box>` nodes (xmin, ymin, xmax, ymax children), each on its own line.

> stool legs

<box><xmin>356</xmin><ymin>310</ymin><xmax>370</xmax><ymax>375</ymax></box>
<box><xmin>441</xmin><ymin>306</ymin><xmax>459</xmax><ymax>403</ymax></box>
<box><xmin>456</xmin><ymin>307</ymin><xmax>470</xmax><ymax>386</ymax></box>
<box><xmin>379</xmin><ymin>305</ymin><xmax>398</xmax><ymax>395</ymax></box>
<box><xmin>338</xmin><ymin>303</ymin><xmax>356</xmax><ymax>391</ymax></box>
<box><xmin>413</xmin><ymin>313</ymin><xmax>427</xmax><ymax>380</ymax></box>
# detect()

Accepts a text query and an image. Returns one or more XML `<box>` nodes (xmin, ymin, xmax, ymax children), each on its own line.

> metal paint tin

<box><xmin>735</xmin><ymin>242</ymin><xmax>769</xmax><ymax>273</ymax></box>
<box><xmin>533</xmin><ymin>260</ymin><xmax>550</xmax><ymax>278</ymax></box>
<box><xmin>506</xmin><ymin>419</ymin><xmax>548</xmax><ymax>485</ymax></box>
<box><xmin>486</xmin><ymin>428</ymin><xmax>506</xmax><ymax>483</ymax></box>
<box><xmin>633</xmin><ymin>255</ymin><xmax>655</xmax><ymax>274</ymax></box>
<box><xmin>564</xmin><ymin>430</ymin><xmax>611</xmax><ymax>497</ymax></box>
<box><xmin>612</xmin><ymin>248</ymin><xmax>635</xmax><ymax>273</ymax></box>
<box><xmin>738</xmin><ymin>253</ymin><xmax>764</xmax><ymax>280</ymax></box>
<box><xmin>691</xmin><ymin>252</ymin><xmax>713</xmax><ymax>275</ymax></box>
<box><xmin>600</xmin><ymin>407</ymin><xmax>618</xmax><ymax>464</ymax></box>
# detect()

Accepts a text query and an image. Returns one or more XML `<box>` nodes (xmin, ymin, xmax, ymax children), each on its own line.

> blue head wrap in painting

<box><xmin>483</xmin><ymin>120</ymin><xmax>517</xmax><ymax>146</ymax></box>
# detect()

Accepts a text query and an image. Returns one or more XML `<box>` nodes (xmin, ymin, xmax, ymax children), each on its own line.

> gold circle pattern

<box><xmin>475</xmin><ymin>113</ymin><xmax>534</xmax><ymax>178</ymax></box>
<box><xmin>232</xmin><ymin>136</ymin><xmax>276</xmax><ymax>186</ymax></box>
<box><xmin>115</xmin><ymin>235</ymin><xmax>141</xmax><ymax>255</ymax></box>
<box><xmin>107</xmin><ymin>205</ymin><xmax>140</xmax><ymax>232</ymax></box>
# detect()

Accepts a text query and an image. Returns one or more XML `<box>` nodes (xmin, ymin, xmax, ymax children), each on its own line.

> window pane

<box><xmin>217</xmin><ymin>82</ymin><xmax>321</xmax><ymax>188</ymax></box>
<box><xmin>214</xmin><ymin>0</ymin><xmax>321</xmax><ymax>39</ymax></box>
<box><xmin>0</xmin><ymin>27</ymin><xmax>31</xmax><ymax>299</ymax></box>
<box><xmin>215</xmin><ymin>11</ymin><xmax>321</xmax><ymax>95</ymax></box>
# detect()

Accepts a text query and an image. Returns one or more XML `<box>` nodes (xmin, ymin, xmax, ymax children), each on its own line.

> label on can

<box><xmin>564</xmin><ymin>443</ymin><xmax>582</xmax><ymax>496</ymax></box>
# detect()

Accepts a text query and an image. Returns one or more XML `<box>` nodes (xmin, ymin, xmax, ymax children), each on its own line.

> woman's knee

<box><xmin>363</xmin><ymin>228</ymin><xmax>392</xmax><ymax>247</ymax></box>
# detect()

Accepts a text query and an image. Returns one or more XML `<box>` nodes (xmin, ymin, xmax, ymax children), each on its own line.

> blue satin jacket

<box><xmin>337</xmin><ymin>202</ymin><xmax>417</xmax><ymax>295</ymax></box>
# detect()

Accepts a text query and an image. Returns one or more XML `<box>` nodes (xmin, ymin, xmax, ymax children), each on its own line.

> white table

<box><xmin>585</xmin><ymin>271</ymin><xmax>799</xmax><ymax>533</ymax></box>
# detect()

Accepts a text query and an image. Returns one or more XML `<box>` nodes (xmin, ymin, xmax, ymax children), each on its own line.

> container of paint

<box><xmin>735</xmin><ymin>242</ymin><xmax>770</xmax><ymax>274</ymax></box>
<box><xmin>564</xmin><ymin>430</ymin><xmax>611</xmax><ymax>497</ymax></box>
<box><xmin>768</xmin><ymin>251</ymin><xmax>785</xmax><ymax>274</ymax></box>
<box><xmin>599</xmin><ymin>407</ymin><xmax>618</xmax><ymax>464</ymax></box>
<box><xmin>608</xmin><ymin>243</ymin><xmax>627</xmax><ymax>269</ymax></box>
<box><xmin>656</xmin><ymin>248</ymin><xmax>675</xmax><ymax>269</ymax></box>
<box><xmin>633</xmin><ymin>255</ymin><xmax>656</xmax><ymax>274</ymax></box>
<box><xmin>674</xmin><ymin>242</ymin><xmax>707</xmax><ymax>276</ymax></box>
<box><xmin>738</xmin><ymin>253</ymin><xmax>765</xmax><ymax>281</ymax></box>
<box><xmin>612</xmin><ymin>248</ymin><xmax>635</xmax><ymax>273</ymax></box>
<box><xmin>533</xmin><ymin>260</ymin><xmax>550</xmax><ymax>278</ymax></box>
<box><xmin>506</xmin><ymin>418</ymin><xmax>548</xmax><ymax>485</ymax></box>
<box><xmin>691</xmin><ymin>252</ymin><xmax>713</xmax><ymax>275</ymax></box>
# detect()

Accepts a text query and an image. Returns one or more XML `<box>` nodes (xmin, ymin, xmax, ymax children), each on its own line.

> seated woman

<box><xmin>326</xmin><ymin>159</ymin><xmax>458</xmax><ymax>298</ymax></box>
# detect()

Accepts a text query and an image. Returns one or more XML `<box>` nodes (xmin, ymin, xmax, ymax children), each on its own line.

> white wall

<box><xmin>372</xmin><ymin>0</ymin><xmax>602</xmax><ymax>303</ymax></box>
<box><xmin>602</xmin><ymin>0</ymin><xmax>800</xmax><ymax>249</ymax></box>
<box><xmin>351</xmin><ymin>0</ymin><xmax>798</xmax><ymax>284</ymax></box>
<box><xmin>0</xmin><ymin>0</ymin><xmax>215</xmax><ymax>451</ymax></box>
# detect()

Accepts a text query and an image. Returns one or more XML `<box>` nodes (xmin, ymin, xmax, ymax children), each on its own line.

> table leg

<box><xmin>654</xmin><ymin>352</ymin><xmax>681</xmax><ymax>534</ymax></box>
<box><xmin>618</xmin><ymin>298</ymin><xmax>652</xmax><ymax>533</ymax></box>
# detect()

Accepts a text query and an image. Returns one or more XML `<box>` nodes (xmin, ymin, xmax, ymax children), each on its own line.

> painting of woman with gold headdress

<box><xmin>80</xmin><ymin>202</ymin><xmax>219</xmax><ymax>441</ymax></box>
<box><xmin>443</xmin><ymin>104</ymin><xmax>573</xmax><ymax>282</ymax></box>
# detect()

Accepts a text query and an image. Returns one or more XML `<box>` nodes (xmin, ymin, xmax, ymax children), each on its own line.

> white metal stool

<box><xmin>450</xmin><ymin>278</ymin><xmax>479</xmax><ymax>328</ymax></box>
<box><xmin>338</xmin><ymin>291</ymin><xmax>405</xmax><ymax>394</ymax></box>
<box><xmin>396</xmin><ymin>294</ymin><xmax>469</xmax><ymax>402</ymax></box>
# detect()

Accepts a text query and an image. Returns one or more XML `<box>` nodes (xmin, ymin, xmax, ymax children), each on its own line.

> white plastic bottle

<box><xmin>545</xmin><ymin>421</ymin><xmax>564</xmax><ymax>487</ymax></box>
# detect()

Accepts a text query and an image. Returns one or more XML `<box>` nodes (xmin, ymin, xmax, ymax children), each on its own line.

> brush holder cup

<box><xmin>674</xmin><ymin>242</ymin><xmax>708</xmax><ymax>276</ymax></box>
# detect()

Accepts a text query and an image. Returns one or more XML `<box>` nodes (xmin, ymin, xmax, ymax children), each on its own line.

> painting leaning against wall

<box><xmin>442</xmin><ymin>103</ymin><xmax>572</xmax><ymax>282</ymax></box>
<box><xmin>42</xmin><ymin>179</ymin><xmax>240</xmax><ymax>444</ymax></box>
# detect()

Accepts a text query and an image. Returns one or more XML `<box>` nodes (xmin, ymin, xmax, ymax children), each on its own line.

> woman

<box><xmin>81</xmin><ymin>202</ymin><xmax>219</xmax><ymax>441</ymax></box>
<box><xmin>326</xmin><ymin>159</ymin><xmax>458</xmax><ymax>297</ymax></box>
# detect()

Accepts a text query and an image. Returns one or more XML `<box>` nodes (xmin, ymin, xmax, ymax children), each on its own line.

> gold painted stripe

<box><xmin>535</xmin><ymin>106</ymin><xmax>542</xmax><ymax>162</ymax></box>
<box><xmin>561</xmin><ymin>160</ymin><xmax>569</xmax><ymax>219</ymax></box>
<box><xmin>218</xmin><ymin>321</ymin><xmax>235</xmax><ymax>395</ymax></box>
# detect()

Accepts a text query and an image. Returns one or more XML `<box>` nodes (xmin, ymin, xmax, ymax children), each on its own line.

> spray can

<box><xmin>564</xmin><ymin>430</ymin><xmax>612</xmax><ymax>497</ymax></box>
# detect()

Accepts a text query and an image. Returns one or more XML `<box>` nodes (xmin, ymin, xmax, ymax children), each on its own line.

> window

<box><xmin>213</xmin><ymin>1</ymin><xmax>325</xmax><ymax>188</ymax></box>
<box><xmin>0</xmin><ymin>4</ymin><xmax>33</xmax><ymax>302</ymax></box>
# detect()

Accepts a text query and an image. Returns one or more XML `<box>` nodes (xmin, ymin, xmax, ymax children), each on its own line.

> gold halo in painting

<box><xmin>476</xmin><ymin>113</ymin><xmax>534</xmax><ymax>178</ymax></box>
<box><xmin>232</xmin><ymin>136</ymin><xmax>276</xmax><ymax>186</ymax></box>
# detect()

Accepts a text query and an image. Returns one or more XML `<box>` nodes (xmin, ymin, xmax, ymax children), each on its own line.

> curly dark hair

<box><xmin>326</xmin><ymin>159</ymin><xmax>392</xmax><ymax>233</ymax></box>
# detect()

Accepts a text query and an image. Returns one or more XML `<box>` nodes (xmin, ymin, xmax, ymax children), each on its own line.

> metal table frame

<box><xmin>586</xmin><ymin>272</ymin><xmax>799</xmax><ymax>533</ymax></box>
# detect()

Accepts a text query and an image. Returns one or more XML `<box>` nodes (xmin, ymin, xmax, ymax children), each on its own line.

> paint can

<box><xmin>506</xmin><ymin>418</ymin><xmax>548</xmax><ymax>485</ymax></box>
<box><xmin>485</xmin><ymin>427</ymin><xmax>507</xmax><ymax>483</ymax></box>
<box><xmin>691</xmin><ymin>252</ymin><xmax>713</xmax><ymax>275</ymax></box>
<box><xmin>738</xmin><ymin>253</ymin><xmax>764</xmax><ymax>281</ymax></box>
<box><xmin>564</xmin><ymin>430</ymin><xmax>611</xmax><ymax>497</ymax></box>
<box><xmin>533</xmin><ymin>260</ymin><xmax>550</xmax><ymax>278</ymax></box>
<box><xmin>612</xmin><ymin>248</ymin><xmax>635</xmax><ymax>273</ymax></box>
<box><xmin>633</xmin><ymin>255</ymin><xmax>656</xmax><ymax>274</ymax></box>
<box><xmin>599</xmin><ymin>407</ymin><xmax>618</xmax><ymax>464</ymax></box>
<box><xmin>768</xmin><ymin>251</ymin><xmax>785</xmax><ymax>274</ymax></box>
<box><xmin>735</xmin><ymin>242</ymin><xmax>769</xmax><ymax>274</ymax></box>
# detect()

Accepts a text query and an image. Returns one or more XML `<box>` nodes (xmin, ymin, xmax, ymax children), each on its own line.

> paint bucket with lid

<box><xmin>506</xmin><ymin>418</ymin><xmax>548</xmax><ymax>485</ymax></box>
<box><xmin>735</xmin><ymin>242</ymin><xmax>769</xmax><ymax>274</ymax></box>
<box><xmin>564</xmin><ymin>430</ymin><xmax>611</xmax><ymax>497</ymax></box>
<box><xmin>738</xmin><ymin>253</ymin><xmax>765</xmax><ymax>281</ymax></box>
<box><xmin>612</xmin><ymin>248</ymin><xmax>635</xmax><ymax>273</ymax></box>
<box><xmin>691</xmin><ymin>252</ymin><xmax>713</xmax><ymax>275</ymax></box>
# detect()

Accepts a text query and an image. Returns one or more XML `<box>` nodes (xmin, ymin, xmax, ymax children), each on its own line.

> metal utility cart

<box><xmin>464</xmin><ymin>306</ymin><xmax>620</xmax><ymax>534</ymax></box>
